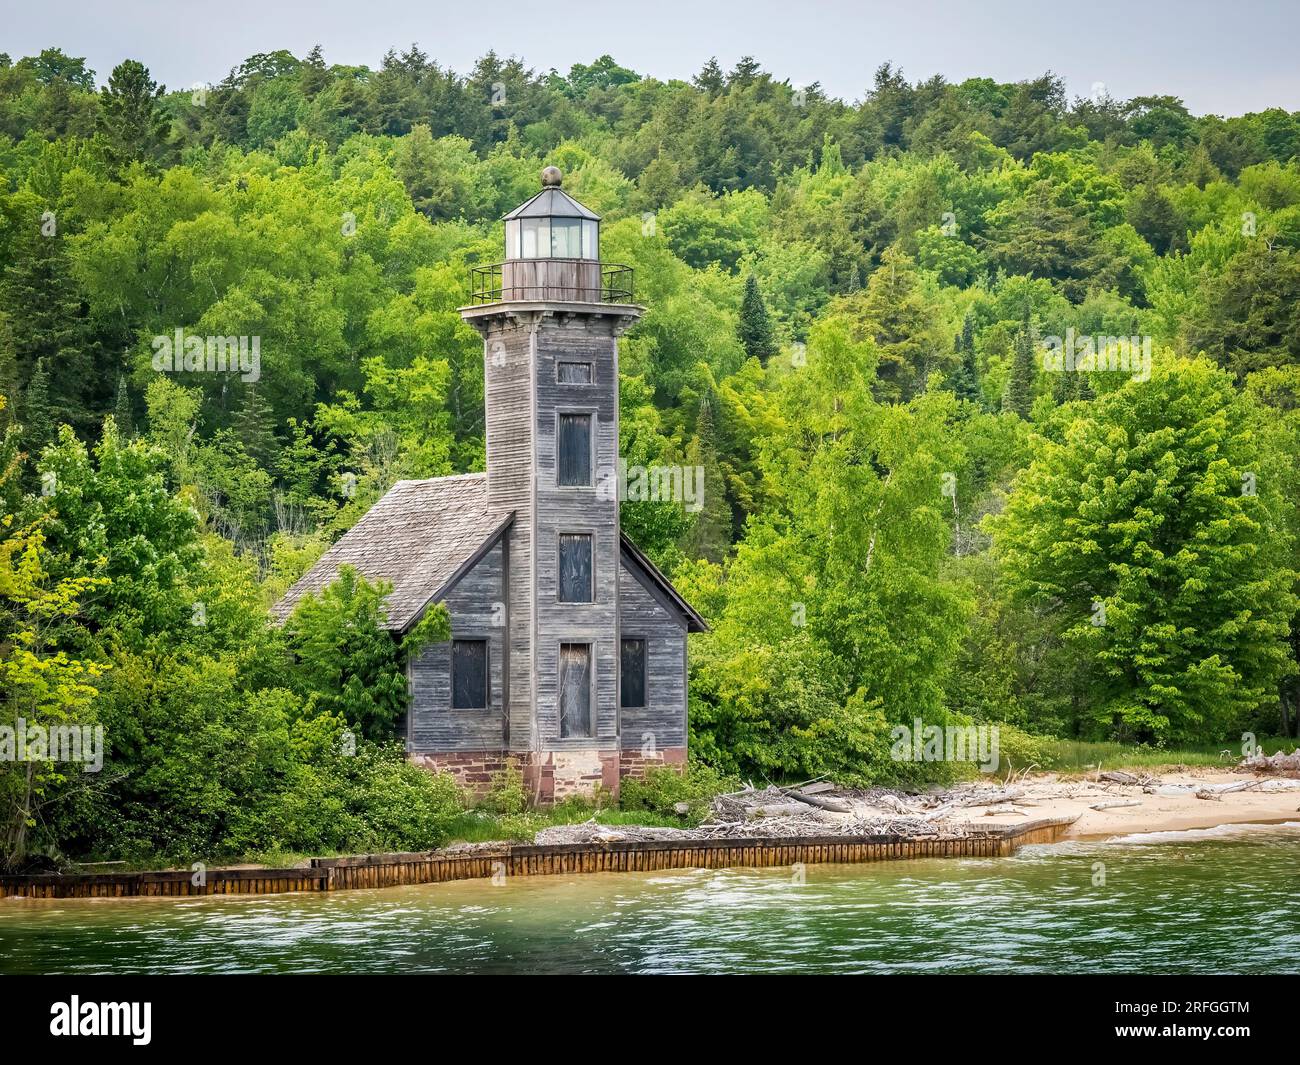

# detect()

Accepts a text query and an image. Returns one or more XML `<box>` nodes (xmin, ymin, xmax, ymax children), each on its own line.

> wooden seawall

<box><xmin>0</xmin><ymin>817</ymin><xmax>1076</xmax><ymax>899</ymax></box>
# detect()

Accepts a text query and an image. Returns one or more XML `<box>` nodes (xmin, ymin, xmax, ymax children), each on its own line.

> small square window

<box><xmin>557</xmin><ymin>361</ymin><xmax>592</xmax><ymax>384</ymax></box>
<box><xmin>451</xmin><ymin>640</ymin><xmax>488</xmax><ymax>709</ymax></box>
<box><xmin>620</xmin><ymin>639</ymin><xmax>646</xmax><ymax>708</ymax></box>
<box><xmin>559</xmin><ymin>533</ymin><xmax>593</xmax><ymax>603</ymax></box>
<box><xmin>558</xmin><ymin>413</ymin><xmax>592</xmax><ymax>486</ymax></box>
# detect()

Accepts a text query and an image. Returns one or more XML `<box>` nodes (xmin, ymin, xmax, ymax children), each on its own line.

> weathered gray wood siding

<box><xmin>481</xmin><ymin>317</ymin><xmax>536</xmax><ymax>752</ymax></box>
<box><xmin>618</xmin><ymin>562</ymin><xmax>688</xmax><ymax>749</ymax></box>
<box><xmin>532</xmin><ymin>314</ymin><xmax>621</xmax><ymax>748</ymax></box>
<box><xmin>408</xmin><ymin>542</ymin><xmax>506</xmax><ymax>752</ymax></box>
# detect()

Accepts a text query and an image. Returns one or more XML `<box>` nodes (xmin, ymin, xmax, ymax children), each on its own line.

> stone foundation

<box><xmin>618</xmin><ymin>746</ymin><xmax>686</xmax><ymax>781</ymax></box>
<box><xmin>408</xmin><ymin>751</ymin><xmax>516</xmax><ymax>798</ymax></box>
<box><xmin>410</xmin><ymin>746</ymin><xmax>687</xmax><ymax>803</ymax></box>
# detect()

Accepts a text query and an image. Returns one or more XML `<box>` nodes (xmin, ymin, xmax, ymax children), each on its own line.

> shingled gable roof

<box><xmin>270</xmin><ymin>473</ymin><xmax>511</xmax><ymax>633</ymax></box>
<box><xmin>620</xmin><ymin>532</ymin><xmax>710</xmax><ymax>633</ymax></box>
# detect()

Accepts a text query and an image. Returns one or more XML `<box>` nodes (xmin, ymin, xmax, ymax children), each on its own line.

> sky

<box><xmin>4</xmin><ymin>0</ymin><xmax>1299</xmax><ymax>116</ymax></box>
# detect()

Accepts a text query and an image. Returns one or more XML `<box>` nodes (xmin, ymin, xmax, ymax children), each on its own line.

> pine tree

<box><xmin>948</xmin><ymin>311</ymin><xmax>981</xmax><ymax>405</ymax></box>
<box><xmin>737</xmin><ymin>274</ymin><xmax>778</xmax><ymax>365</ymax></box>
<box><xmin>96</xmin><ymin>60</ymin><xmax>170</xmax><ymax>169</ymax></box>
<box><xmin>693</xmin><ymin>58</ymin><xmax>725</xmax><ymax>96</ymax></box>
<box><xmin>1003</xmin><ymin>307</ymin><xmax>1036</xmax><ymax>419</ymax></box>
<box><xmin>680</xmin><ymin>392</ymin><xmax>732</xmax><ymax>564</ymax></box>
<box><xmin>300</xmin><ymin>45</ymin><xmax>330</xmax><ymax>97</ymax></box>
<box><xmin>233</xmin><ymin>384</ymin><xmax>279</xmax><ymax>470</ymax></box>
<box><xmin>0</xmin><ymin>217</ymin><xmax>105</xmax><ymax>434</ymax></box>
<box><xmin>852</xmin><ymin>246</ymin><xmax>940</xmax><ymax>403</ymax></box>
<box><xmin>0</xmin><ymin>314</ymin><xmax>18</xmax><ymax>427</ymax></box>
<box><xmin>23</xmin><ymin>358</ymin><xmax>54</xmax><ymax>459</ymax></box>
<box><xmin>113</xmin><ymin>374</ymin><xmax>133</xmax><ymax>437</ymax></box>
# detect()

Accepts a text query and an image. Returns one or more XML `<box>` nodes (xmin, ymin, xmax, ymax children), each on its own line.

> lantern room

<box><xmin>469</xmin><ymin>167</ymin><xmax>632</xmax><ymax>305</ymax></box>
<box><xmin>504</xmin><ymin>165</ymin><xmax>600</xmax><ymax>260</ymax></box>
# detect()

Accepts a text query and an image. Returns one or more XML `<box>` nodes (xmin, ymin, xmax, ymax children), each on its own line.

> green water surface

<box><xmin>2</xmin><ymin>824</ymin><xmax>1298</xmax><ymax>974</ymax></box>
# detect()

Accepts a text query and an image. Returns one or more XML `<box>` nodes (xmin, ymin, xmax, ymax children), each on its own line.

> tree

<box><xmin>736</xmin><ymin>274</ymin><xmax>777</xmax><ymax>364</ymax></box>
<box><xmin>682</xmin><ymin>320</ymin><xmax>970</xmax><ymax>784</ymax></box>
<box><xmin>680</xmin><ymin>391</ymin><xmax>732</xmax><ymax>564</ymax></box>
<box><xmin>1003</xmin><ymin>308</ymin><xmax>1036</xmax><ymax>419</ymax></box>
<box><xmin>839</xmin><ymin>246</ymin><xmax>946</xmax><ymax>403</ymax></box>
<box><xmin>285</xmin><ymin>566</ymin><xmax>449</xmax><ymax>740</ymax></box>
<box><xmin>948</xmin><ymin>311</ymin><xmax>981</xmax><ymax>405</ymax></box>
<box><xmin>232</xmin><ymin>384</ymin><xmax>278</xmax><ymax>470</ymax></box>
<box><xmin>992</xmin><ymin>358</ymin><xmax>1298</xmax><ymax>743</ymax></box>
<box><xmin>95</xmin><ymin>60</ymin><xmax>170</xmax><ymax>168</ymax></box>
<box><xmin>21</xmin><ymin>359</ymin><xmax>54</xmax><ymax>461</ymax></box>
<box><xmin>0</xmin><ymin>404</ymin><xmax>107</xmax><ymax>869</ymax></box>
<box><xmin>0</xmin><ymin>215</ymin><xmax>104</xmax><ymax>439</ymax></box>
<box><xmin>113</xmin><ymin>375</ymin><xmax>133</xmax><ymax>438</ymax></box>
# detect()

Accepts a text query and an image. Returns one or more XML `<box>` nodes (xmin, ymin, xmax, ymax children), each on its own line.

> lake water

<box><xmin>3</xmin><ymin>823</ymin><xmax>1299</xmax><ymax>974</ymax></box>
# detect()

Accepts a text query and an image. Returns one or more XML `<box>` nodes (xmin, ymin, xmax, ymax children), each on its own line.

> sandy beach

<box><xmin>966</xmin><ymin>769</ymin><xmax>1300</xmax><ymax>838</ymax></box>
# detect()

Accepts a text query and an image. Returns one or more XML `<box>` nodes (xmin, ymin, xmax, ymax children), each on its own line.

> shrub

<box><xmin>620</xmin><ymin>760</ymin><xmax>740</xmax><ymax>823</ymax></box>
<box><xmin>990</xmin><ymin>722</ymin><xmax>1057</xmax><ymax>775</ymax></box>
<box><xmin>480</xmin><ymin>759</ymin><xmax>528</xmax><ymax>815</ymax></box>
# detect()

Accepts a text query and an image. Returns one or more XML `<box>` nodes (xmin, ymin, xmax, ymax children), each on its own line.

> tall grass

<box><xmin>1041</xmin><ymin>736</ymin><xmax>1298</xmax><ymax>773</ymax></box>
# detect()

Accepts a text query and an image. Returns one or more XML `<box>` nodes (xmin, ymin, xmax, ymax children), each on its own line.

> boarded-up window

<box><xmin>558</xmin><ymin>413</ymin><xmax>592</xmax><ymax>486</ymax></box>
<box><xmin>621</xmin><ymin>639</ymin><xmax>646</xmax><ymax>708</ymax></box>
<box><xmin>559</xmin><ymin>643</ymin><xmax>593</xmax><ymax>737</ymax></box>
<box><xmin>557</xmin><ymin>361</ymin><xmax>592</xmax><ymax>384</ymax></box>
<box><xmin>451</xmin><ymin>640</ymin><xmax>488</xmax><ymax>709</ymax></box>
<box><xmin>559</xmin><ymin>534</ymin><xmax>593</xmax><ymax>602</ymax></box>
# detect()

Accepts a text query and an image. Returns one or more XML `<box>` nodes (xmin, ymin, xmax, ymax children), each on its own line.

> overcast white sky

<box><xmin>5</xmin><ymin>0</ymin><xmax>1298</xmax><ymax>116</ymax></box>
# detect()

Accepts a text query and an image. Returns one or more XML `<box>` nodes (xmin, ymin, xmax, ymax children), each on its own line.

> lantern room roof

<box><xmin>502</xmin><ymin>170</ymin><xmax>601</xmax><ymax>222</ymax></box>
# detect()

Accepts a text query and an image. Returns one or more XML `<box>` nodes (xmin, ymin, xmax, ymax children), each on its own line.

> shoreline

<box><xmin>963</xmin><ymin>769</ymin><xmax>1300</xmax><ymax>840</ymax></box>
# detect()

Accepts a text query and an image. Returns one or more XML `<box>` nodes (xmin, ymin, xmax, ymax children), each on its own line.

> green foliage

<box><xmin>737</xmin><ymin>273</ymin><xmax>777</xmax><ymax>363</ymax></box>
<box><xmin>3</xmin><ymin>44</ymin><xmax>1300</xmax><ymax>869</ymax></box>
<box><xmin>992</xmin><ymin>357</ymin><xmax>1298</xmax><ymax>743</ymax></box>
<box><xmin>619</xmin><ymin>761</ymin><xmax>740</xmax><ymax>823</ymax></box>
<box><xmin>481</xmin><ymin>760</ymin><xmax>529</xmax><ymax>816</ymax></box>
<box><xmin>285</xmin><ymin>565</ymin><xmax>449</xmax><ymax>740</ymax></box>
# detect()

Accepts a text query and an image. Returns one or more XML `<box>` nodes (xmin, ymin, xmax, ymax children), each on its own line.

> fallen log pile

<box><xmin>532</xmin><ymin>762</ymin><xmax>1300</xmax><ymax>846</ymax></box>
<box><xmin>536</xmin><ymin>781</ymin><xmax>1010</xmax><ymax>845</ymax></box>
<box><xmin>1240</xmin><ymin>748</ymin><xmax>1300</xmax><ymax>775</ymax></box>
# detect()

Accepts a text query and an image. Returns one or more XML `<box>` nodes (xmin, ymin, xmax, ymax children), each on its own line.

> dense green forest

<box><xmin>3</xmin><ymin>44</ymin><xmax>1300</xmax><ymax>868</ymax></box>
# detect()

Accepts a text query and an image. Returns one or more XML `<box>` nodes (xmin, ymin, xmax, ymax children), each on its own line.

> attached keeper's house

<box><xmin>273</xmin><ymin>168</ymin><xmax>707</xmax><ymax>801</ymax></box>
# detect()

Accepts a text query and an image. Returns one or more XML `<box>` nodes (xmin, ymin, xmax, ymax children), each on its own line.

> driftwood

<box><xmin>1240</xmin><ymin>748</ymin><xmax>1300</xmax><ymax>775</ymax></box>
<box><xmin>783</xmin><ymin>788</ymin><xmax>853</xmax><ymax>813</ymax></box>
<box><xmin>1089</xmin><ymin>800</ymin><xmax>1141</xmax><ymax>811</ymax></box>
<box><xmin>959</xmin><ymin>786</ymin><xmax>1025</xmax><ymax>807</ymax></box>
<box><xmin>746</xmin><ymin>802</ymin><xmax>815</xmax><ymax>820</ymax></box>
<box><xmin>1099</xmin><ymin>770</ymin><xmax>1161</xmax><ymax>787</ymax></box>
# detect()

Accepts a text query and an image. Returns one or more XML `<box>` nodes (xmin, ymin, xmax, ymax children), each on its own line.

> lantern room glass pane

<box><xmin>521</xmin><ymin>217</ymin><xmax>549</xmax><ymax>258</ymax></box>
<box><xmin>582</xmin><ymin>220</ymin><xmax>598</xmax><ymax>259</ymax></box>
<box><xmin>551</xmin><ymin>218</ymin><xmax>583</xmax><ymax>257</ymax></box>
<box><xmin>505</xmin><ymin>219</ymin><xmax>521</xmax><ymax>259</ymax></box>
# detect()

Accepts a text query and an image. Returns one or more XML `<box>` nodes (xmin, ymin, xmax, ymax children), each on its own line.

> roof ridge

<box><xmin>394</xmin><ymin>471</ymin><xmax>487</xmax><ymax>487</ymax></box>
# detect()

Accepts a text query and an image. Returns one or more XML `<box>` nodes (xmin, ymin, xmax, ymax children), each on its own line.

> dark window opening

<box><xmin>621</xmin><ymin>639</ymin><xmax>647</xmax><ymax>708</ymax></box>
<box><xmin>559</xmin><ymin>533</ymin><xmax>593</xmax><ymax>603</ymax></box>
<box><xmin>451</xmin><ymin>639</ymin><xmax>488</xmax><ymax>709</ymax></box>
<box><xmin>559</xmin><ymin>643</ymin><xmax>593</xmax><ymax>737</ymax></box>
<box><xmin>557</xmin><ymin>361</ymin><xmax>593</xmax><ymax>384</ymax></box>
<box><xmin>558</xmin><ymin>413</ymin><xmax>592</xmax><ymax>486</ymax></box>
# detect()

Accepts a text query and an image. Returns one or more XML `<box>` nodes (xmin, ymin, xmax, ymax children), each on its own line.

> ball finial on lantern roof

<box><xmin>541</xmin><ymin>166</ymin><xmax>563</xmax><ymax>188</ymax></box>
